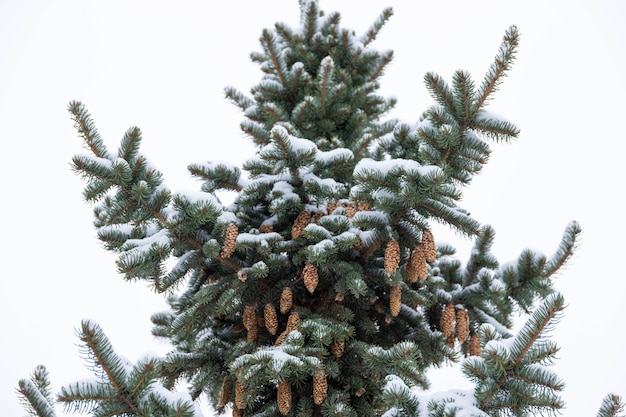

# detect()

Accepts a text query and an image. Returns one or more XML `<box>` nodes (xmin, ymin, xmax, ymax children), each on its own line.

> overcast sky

<box><xmin>1</xmin><ymin>1</ymin><xmax>625</xmax><ymax>416</ymax></box>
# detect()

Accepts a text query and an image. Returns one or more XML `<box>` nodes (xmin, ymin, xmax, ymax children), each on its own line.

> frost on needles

<box><xmin>17</xmin><ymin>1</ymin><xmax>624</xmax><ymax>417</ymax></box>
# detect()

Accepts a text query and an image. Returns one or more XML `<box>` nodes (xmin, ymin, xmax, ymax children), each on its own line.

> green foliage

<box><xmin>17</xmin><ymin>365</ymin><xmax>57</xmax><ymax>417</ymax></box>
<box><xmin>597</xmin><ymin>394</ymin><xmax>626</xmax><ymax>417</ymax></box>
<box><xmin>56</xmin><ymin>320</ymin><xmax>198</xmax><ymax>417</ymax></box>
<box><xmin>19</xmin><ymin>1</ymin><xmax>617</xmax><ymax>417</ymax></box>
<box><xmin>463</xmin><ymin>294</ymin><xmax>566</xmax><ymax>416</ymax></box>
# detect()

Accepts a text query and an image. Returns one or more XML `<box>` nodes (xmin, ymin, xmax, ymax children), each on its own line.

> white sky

<box><xmin>1</xmin><ymin>1</ymin><xmax>625</xmax><ymax>416</ymax></box>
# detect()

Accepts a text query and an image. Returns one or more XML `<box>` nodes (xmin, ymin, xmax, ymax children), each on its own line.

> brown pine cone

<box><xmin>280</xmin><ymin>287</ymin><xmax>293</xmax><ymax>314</ymax></box>
<box><xmin>232</xmin><ymin>408</ymin><xmax>243</xmax><ymax>417</ymax></box>
<box><xmin>303</xmin><ymin>263</ymin><xmax>319</xmax><ymax>294</ymax></box>
<box><xmin>235</xmin><ymin>380</ymin><xmax>246</xmax><ymax>409</ymax></box>
<box><xmin>406</xmin><ymin>247</ymin><xmax>424</xmax><ymax>283</ymax></box>
<box><xmin>246</xmin><ymin>320</ymin><xmax>258</xmax><ymax>343</ymax></box>
<box><xmin>469</xmin><ymin>332</ymin><xmax>481</xmax><ymax>356</ymax></box>
<box><xmin>275</xmin><ymin>330</ymin><xmax>288</xmax><ymax>346</ymax></box>
<box><xmin>417</xmin><ymin>254</ymin><xmax>428</xmax><ymax>281</ymax></box>
<box><xmin>286</xmin><ymin>312</ymin><xmax>300</xmax><ymax>332</ymax></box>
<box><xmin>446</xmin><ymin>333</ymin><xmax>455</xmax><ymax>349</ymax></box>
<box><xmin>440</xmin><ymin>303</ymin><xmax>456</xmax><ymax>338</ymax></box>
<box><xmin>374</xmin><ymin>302</ymin><xmax>384</xmax><ymax>314</ymax></box>
<box><xmin>326</xmin><ymin>201</ymin><xmax>337</xmax><ymax>215</ymax></box>
<box><xmin>389</xmin><ymin>285</ymin><xmax>402</xmax><ymax>317</ymax></box>
<box><xmin>421</xmin><ymin>230</ymin><xmax>436</xmax><ymax>262</ymax></box>
<box><xmin>277</xmin><ymin>380</ymin><xmax>292</xmax><ymax>415</ymax></box>
<box><xmin>384</xmin><ymin>238</ymin><xmax>401</xmax><ymax>275</ymax></box>
<box><xmin>243</xmin><ymin>306</ymin><xmax>256</xmax><ymax>331</ymax></box>
<box><xmin>221</xmin><ymin>223</ymin><xmax>238</xmax><ymax>258</ymax></box>
<box><xmin>219</xmin><ymin>376</ymin><xmax>231</xmax><ymax>407</ymax></box>
<box><xmin>312</xmin><ymin>369</ymin><xmax>328</xmax><ymax>405</ymax></box>
<box><xmin>455</xmin><ymin>308</ymin><xmax>469</xmax><ymax>343</ymax></box>
<box><xmin>313</xmin><ymin>211</ymin><xmax>325</xmax><ymax>223</ymax></box>
<box><xmin>259</xmin><ymin>223</ymin><xmax>273</xmax><ymax>233</ymax></box>
<box><xmin>264</xmin><ymin>303</ymin><xmax>278</xmax><ymax>335</ymax></box>
<box><xmin>346</xmin><ymin>203</ymin><xmax>357</xmax><ymax>218</ymax></box>
<box><xmin>291</xmin><ymin>210</ymin><xmax>310</xmax><ymax>239</ymax></box>
<box><xmin>330</xmin><ymin>340</ymin><xmax>345</xmax><ymax>358</ymax></box>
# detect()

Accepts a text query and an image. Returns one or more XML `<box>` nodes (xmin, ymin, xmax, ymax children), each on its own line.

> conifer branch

<box><xmin>224</xmin><ymin>86</ymin><xmax>254</xmax><ymax>112</ymax></box>
<box><xmin>118</xmin><ymin>126</ymin><xmax>142</xmax><ymax>161</ymax></box>
<box><xmin>598</xmin><ymin>394</ymin><xmax>626</xmax><ymax>417</ymax></box>
<box><xmin>424</xmin><ymin>73</ymin><xmax>457</xmax><ymax>117</ymax></box>
<box><xmin>542</xmin><ymin>220</ymin><xmax>581</xmax><ymax>279</ymax></box>
<box><xmin>318</xmin><ymin>56</ymin><xmax>334</xmax><ymax>111</ymax></box>
<box><xmin>77</xmin><ymin>320</ymin><xmax>140</xmax><ymax>415</ymax></box>
<box><xmin>68</xmin><ymin>101</ymin><xmax>112</xmax><ymax>160</ymax></box>
<box><xmin>260</xmin><ymin>29</ymin><xmax>288</xmax><ymax>87</ymax></box>
<box><xmin>360</xmin><ymin>7</ymin><xmax>393</xmax><ymax>47</ymax></box>
<box><xmin>463</xmin><ymin>225</ymin><xmax>498</xmax><ymax>286</ymax></box>
<box><xmin>367</xmin><ymin>50</ymin><xmax>394</xmax><ymax>85</ymax></box>
<box><xmin>17</xmin><ymin>366</ymin><xmax>57</xmax><ymax>417</ymax></box>
<box><xmin>478</xmin><ymin>294</ymin><xmax>565</xmax><ymax>413</ymax></box>
<box><xmin>452</xmin><ymin>70</ymin><xmax>476</xmax><ymax>120</ymax></box>
<box><xmin>301</xmin><ymin>0</ymin><xmax>318</xmax><ymax>43</ymax></box>
<box><xmin>475</xmin><ymin>25</ymin><xmax>520</xmax><ymax>112</ymax></box>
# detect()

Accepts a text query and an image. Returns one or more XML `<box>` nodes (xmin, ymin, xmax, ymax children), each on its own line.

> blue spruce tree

<box><xmin>18</xmin><ymin>1</ymin><xmax>624</xmax><ymax>416</ymax></box>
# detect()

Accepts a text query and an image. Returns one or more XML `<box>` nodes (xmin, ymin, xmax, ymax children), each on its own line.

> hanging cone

<box><xmin>264</xmin><ymin>303</ymin><xmax>278</xmax><ymax>335</ymax></box>
<box><xmin>259</xmin><ymin>223</ymin><xmax>273</xmax><ymax>233</ymax></box>
<box><xmin>346</xmin><ymin>203</ymin><xmax>357</xmax><ymax>218</ymax></box>
<box><xmin>280</xmin><ymin>287</ymin><xmax>293</xmax><ymax>314</ymax></box>
<box><xmin>440</xmin><ymin>303</ymin><xmax>456</xmax><ymax>338</ymax></box>
<box><xmin>303</xmin><ymin>263</ymin><xmax>319</xmax><ymax>293</ymax></box>
<box><xmin>235</xmin><ymin>380</ymin><xmax>246</xmax><ymax>409</ymax></box>
<box><xmin>374</xmin><ymin>301</ymin><xmax>384</xmax><ymax>314</ymax></box>
<box><xmin>384</xmin><ymin>238</ymin><xmax>401</xmax><ymax>275</ymax></box>
<box><xmin>326</xmin><ymin>201</ymin><xmax>337</xmax><ymax>215</ymax></box>
<box><xmin>390</xmin><ymin>285</ymin><xmax>402</xmax><ymax>317</ymax></box>
<box><xmin>232</xmin><ymin>408</ymin><xmax>243</xmax><ymax>417</ymax></box>
<box><xmin>446</xmin><ymin>333</ymin><xmax>455</xmax><ymax>349</ymax></box>
<box><xmin>406</xmin><ymin>247</ymin><xmax>424</xmax><ymax>283</ymax></box>
<box><xmin>286</xmin><ymin>312</ymin><xmax>300</xmax><ymax>332</ymax></box>
<box><xmin>246</xmin><ymin>321</ymin><xmax>258</xmax><ymax>343</ymax></box>
<box><xmin>357</xmin><ymin>202</ymin><xmax>371</xmax><ymax>212</ymax></box>
<box><xmin>421</xmin><ymin>230</ymin><xmax>436</xmax><ymax>262</ymax></box>
<box><xmin>275</xmin><ymin>330</ymin><xmax>288</xmax><ymax>346</ymax></box>
<box><xmin>330</xmin><ymin>340</ymin><xmax>345</xmax><ymax>358</ymax></box>
<box><xmin>219</xmin><ymin>376</ymin><xmax>231</xmax><ymax>407</ymax></box>
<box><xmin>469</xmin><ymin>332</ymin><xmax>481</xmax><ymax>356</ymax></box>
<box><xmin>312</xmin><ymin>369</ymin><xmax>328</xmax><ymax>405</ymax></box>
<box><xmin>291</xmin><ymin>210</ymin><xmax>310</xmax><ymax>239</ymax></box>
<box><xmin>243</xmin><ymin>306</ymin><xmax>256</xmax><ymax>331</ymax></box>
<box><xmin>455</xmin><ymin>308</ymin><xmax>469</xmax><ymax>343</ymax></box>
<box><xmin>417</xmin><ymin>255</ymin><xmax>428</xmax><ymax>281</ymax></box>
<box><xmin>221</xmin><ymin>223</ymin><xmax>238</xmax><ymax>258</ymax></box>
<box><xmin>277</xmin><ymin>380</ymin><xmax>292</xmax><ymax>415</ymax></box>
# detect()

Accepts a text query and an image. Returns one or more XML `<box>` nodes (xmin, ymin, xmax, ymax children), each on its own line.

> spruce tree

<box><xmin>17</xmin><ymin>1</ymin><xmax>624</xmax><ymax>416</ymax></box>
